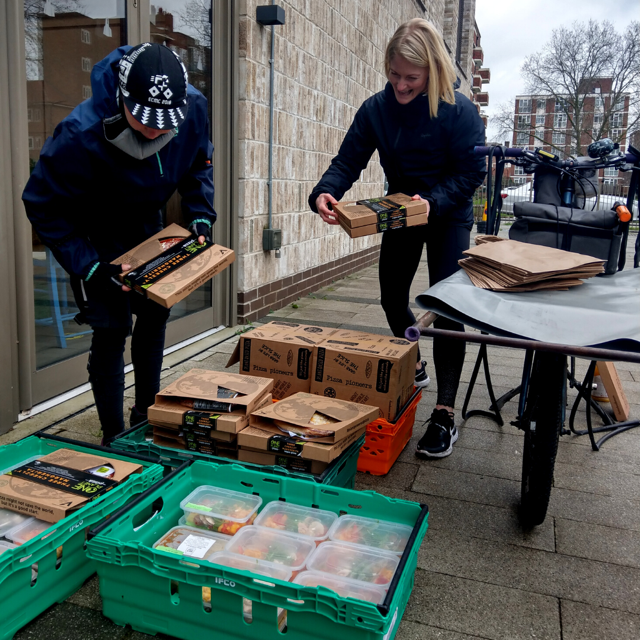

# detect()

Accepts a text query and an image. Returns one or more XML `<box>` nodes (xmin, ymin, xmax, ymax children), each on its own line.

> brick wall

<box><xmin>236</xmin><ymin>0</ymin><xmax>468</xmax><ymax>323</ymax></box>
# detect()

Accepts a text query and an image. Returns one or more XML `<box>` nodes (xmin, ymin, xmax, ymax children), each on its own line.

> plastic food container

<box><xmin>180</xmin><ymin>485</ymin><xmax>262</xmax><ymax>535</ymax></box>
<box><xmin>306</xmin><ymin>541</ymin><xmax>400</xmax><ymax>587</ymax></box>
<box><xmin>254</xmin><ymin>501</ymin><xmax>337</xmax><ymax>544</ymax></box>
<box><xmin>293</xmin><ymin>570</ymin><xmax>387</xmax><ymax>604</ymax></box>
<box><xmin>225</xmin><ymin>526</ymin><xmax>315</xmax><ymax>575</ymax></box>
<box><xmin>208</xmin><ymin>551</ymin><xmax>293</xmax><ymax>582</ymax></box>
<box><xmin>0</xmin><ymin>540</ymin><xmax>17</xmax><ymax>557</ymax></box>
<box><xmin>327</xmin><ymin>515</ymin><xmax>413</xmax><ymax>555</ymax></box>
<box><xmin>152</xmin><ymin>526</ymin><xmax>230</xmax><ymax>560</ymax></box>
<box><xmin>3</xmin><ymin>517</ymin><xmax>52</xmax><ymax>545</ymax></box>
<box><xmin>0</xmin><ymin>508</ymin><xmax>32</xmax><ymax>538</ymax></box>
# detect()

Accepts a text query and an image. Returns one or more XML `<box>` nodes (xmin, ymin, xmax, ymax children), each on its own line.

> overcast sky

<box><xmin>475</xmin><ymin>0</ymin><xmax>639</xmax><ymax>141</ymax></box>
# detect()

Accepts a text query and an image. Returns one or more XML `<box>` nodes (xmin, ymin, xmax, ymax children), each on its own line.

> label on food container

<box><xmin>268</xmin><ymin>435</ymin><xmax>304</xmax><ymax>457</ymax></box>
<box><xmin>123</xmin><ymin>237</ymin><xmax>211</xmax><ymax>293</ymax></box>
<box><xmin>183</xmin><ymin>411</ymin><xmax>220</xmax><ymax>431</ymax></box>
<box><xmin>275</xmin><ymin>455</ymin><xmax>312</xmax><ymax>473</ymax></box>
<box><xmin>356</xmin><ymin>197</ymin><xmax>406</xmax><ymax>219</ymax></box>
<box><xmin>9</xmin><ymin>461</ymin><xmax>118</xmax><ymax>498</ymax></box>
<box><xmin>177</xmin><ymin>534</ymin><xmax>216</xmax><ymax>559</ymax></box>
<box><xmin>376</xmin><ymin>217</ymin><xmax>408</xmax><ymax>232</ymax></box>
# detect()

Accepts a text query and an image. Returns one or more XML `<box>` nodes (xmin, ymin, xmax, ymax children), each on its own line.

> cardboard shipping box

<box><xmin>238</xmin><ymin>424</ymin><xmax>365</xmax><ymax>464</ymax></box>
<box><xmin>339</xmin><ymin>212</ymin><xmax>429</xmax><ymax>239</ymax></box>
<box><xmin>249</xmin><ymin>392</ymin><xmax>378</xmax><ymax>444</ymax></box>
<box><xmin>112</xmin><ymin>223</ymin><xmax>235</xmax><ymax>309</ymax></box>
<box><xmin>0</xmin><ymin>449</ymin><xmax>143</xmax><ymax>523</ymax></box>
<box><xmin>310</xmin><ymin>330</ymin><xmax>419</xmax><ymax>421</ymax></box>
<box><xmin>148</xmin><ymin>393</ymin><xmax>272</xmax><ymax>435</ymax></box>
<box><xmin>152</xmin><ymin>426</ymin><xmax>238</xmax><ymax>457</ymax></box>
<box><xmin>227</xmin><ymin>321</ymin><xmax>337</xmax><ymax>399</ymax></box>
<box><xmin>237</xmin><ymin>449</ymin><xmax>329</xmax><ymax>475</ymax></box>
<box><xmin>150</xmin><ymin>369</ymin><xmax>274</xmax><ymax>434</ymax></box>
<box><xmin>333</xmin><ymin>193</ymin><xmax>427</xmax><ymax>228</ymax></box>
<box><xmin>333</xmin><ymin>193</ymin><xmax>428</xmax><ymax>238</ymax></box>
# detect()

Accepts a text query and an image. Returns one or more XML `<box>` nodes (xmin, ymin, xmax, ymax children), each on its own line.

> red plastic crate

<box><xmin>357</xmin><ymin>389</ymin><xmax>422</xmax><ymax>475</ymax></box>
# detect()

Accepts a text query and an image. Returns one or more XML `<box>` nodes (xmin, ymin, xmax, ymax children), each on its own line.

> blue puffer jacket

<box><xmin>23</xmin><ymin>46</ymin><xmax>216</xmax><ymax>281</ymax></box>
<box><xmin>309</xmin><ymin>82</ymin><xmax>486</xmax><ymax>226</ymax></box>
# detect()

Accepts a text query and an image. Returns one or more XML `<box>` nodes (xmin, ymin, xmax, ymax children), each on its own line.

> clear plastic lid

<box><xmin>0</xmin><ymin>540</ymin><xmax>17</xmax><ymax>557</ymax></box>
<box><xmin>254</xmin><ymin>501</ymin><xmax>337</xmax><ymax>543</ymax></box>
<box><xmin>293</xmin><ymin>570</ymin><xmax>387</xmax><ymax>604</ymax></box>
<box><xmin>225</xmin><ymin>526</ymin><xmax>315</xmax><ymax>572</ymax></box>
<box><xmin>152</xmin><ymin>526</ymin><xmax>231</xmax><ymax>560</ymax></box>
<box><xmin>327</xmin><ymin>515</ymin><xmax>413</xmax><ymax>555</ymax></box>
<box><xmin>180</xmin><ymin>486</ymin><xmax>262</xmax><ymax>536</ymax></box>
<box><xmin>0</xmin><ymin>508</ymin><xmax>33</xmax><ymax>537</ymax></box>
<box><xmin>306</xmin><ymin>541</ymin><xmax>399</xmax><ymax>587</ymax></box>
<box><xmin>0</xmin><ymin>455</ymin><xmax>42</xmax><ymax>477</ymax></box>
<box><xmin>4</xmin><ymin>517</ymin><xmax>52</xmax><ymax>545</ymax></box>
<box><xmin>208</xmin><ymin>551</ymin><xmax>293</xmax><ymax>582</ymax></box>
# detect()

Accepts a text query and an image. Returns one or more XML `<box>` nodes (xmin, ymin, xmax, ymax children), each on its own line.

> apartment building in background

<box><xmin>511</xmin><ymin>78</ymin><xmax>630</xmax><ymax>186</ymax></box>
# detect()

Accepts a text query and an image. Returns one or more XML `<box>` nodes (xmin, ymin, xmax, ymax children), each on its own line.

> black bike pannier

<box><xmin>509</xmin><ymin>202</ymin><xmax>622</xmax><ymax>275</ymax></box>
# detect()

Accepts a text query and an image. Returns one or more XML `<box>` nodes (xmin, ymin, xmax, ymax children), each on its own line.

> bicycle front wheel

<box><xmin>519</xmin><ymin>351</ymin><xmax>567</xmax><ymax>528</ymax></box>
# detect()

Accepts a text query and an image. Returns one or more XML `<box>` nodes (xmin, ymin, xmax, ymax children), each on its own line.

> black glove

<box><xmin>189</xmin><ymin>220</ymin><xmax>212</xmax><ymax>244</ymax></box>
<box><xmin>87</xmin><ymin>262</ymin><xmax>124</xmax><ymax>288</ymax></box>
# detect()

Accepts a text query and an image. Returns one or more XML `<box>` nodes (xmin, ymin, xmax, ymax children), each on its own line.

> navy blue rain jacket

<box><xmin>309</xmin><ymin>82</ymin><xmax>486</xmax><ymax>226</ymax></box>
<box><xmin>23</xmin><ymin>46</ymin><xmax>216</xmax><ymax>282</ymax></box>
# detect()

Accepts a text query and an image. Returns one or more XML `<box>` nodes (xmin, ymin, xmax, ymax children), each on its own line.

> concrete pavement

<box><xmin>3</xmin><ymin>226</ymin><xmax>640</xmax><ymax>640</ymax></box>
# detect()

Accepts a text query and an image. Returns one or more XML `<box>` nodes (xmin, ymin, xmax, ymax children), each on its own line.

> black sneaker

<box><xmin>416</xmin><ymin>408</ymin><xmax>458</xmax><ymax>459</ymax></box>
<box><xmin>414</xmin><ymin>361</ymin><xmax>431</xmax><ymax>388</ymax></box>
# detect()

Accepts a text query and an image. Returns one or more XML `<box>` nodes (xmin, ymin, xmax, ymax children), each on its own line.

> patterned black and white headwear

<box><xmin>118</xmin><ymin>43</ymin><xmax>189</xmax><ymax>130</ymax></box>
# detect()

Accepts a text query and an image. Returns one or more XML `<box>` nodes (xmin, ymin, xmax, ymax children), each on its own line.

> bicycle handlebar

<box><xmin>474</xmin><ymin>145</ymin><xmax>638</xmax><ymax>167</ymax></box>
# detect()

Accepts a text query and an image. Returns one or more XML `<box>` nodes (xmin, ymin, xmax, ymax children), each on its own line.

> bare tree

<box><xmin>495</xmin><ymin>20</ymin><xmax>640</xmax><ymax>156</ymax></box>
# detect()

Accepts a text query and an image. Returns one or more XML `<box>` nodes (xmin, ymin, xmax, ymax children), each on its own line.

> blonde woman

<box><xmin>309</xmin><ymin>19</ymin><xmax>486</xmax><ymax>459</ymax></box>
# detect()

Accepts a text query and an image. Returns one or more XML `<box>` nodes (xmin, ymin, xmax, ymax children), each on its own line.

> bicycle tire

<box><xmin>519</xmin><ymin>351</ymin><xmax>566</xmax><ymax>528</ymax></box>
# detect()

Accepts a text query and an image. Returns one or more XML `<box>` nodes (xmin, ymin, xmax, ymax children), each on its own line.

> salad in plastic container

<box><xmin>225</xmin><ymin>526</ymin><xmax>315</xmax><ymax>575</ymax></box>
<box><xmin>3</xmin><ymin>517</ymin><xmax>52</xmax><ymax>546</ymax></box>
<box><xmin>152</xmin><ymin>526</ymin><xmax>230</xmax><ymax>560</ymax></box>
<box><xmin>293</xmin><ymin>570</ymin><xmax>387</xmax><ymax>604</ymax></box>
<box><xmin>327</xmin><ymin>515</ymin><xmax>412</xmax><ymax>555</ymax></box>
<box><xmin>180</xmin><ymin>486</ymin><xmax>262</xmax><ymax>536</ymax></box>
<box><xmin>306</xmin><ymin>541</ymin><xmax>399</xmax><ymax>587</ymax></box>
<box><xmin>207</xmin><ymin>551</ymin><xmax>293</xmax><ymax>583</ymax></box>
<box><xmin>254</xmin><ymin>501</ymin><xmax>337</xmax><ymax>544</ymax></box>
<box><xmin>0</xmin><ymin>508</ymin><xmax>32</xmax><ymax>538</ymax></box>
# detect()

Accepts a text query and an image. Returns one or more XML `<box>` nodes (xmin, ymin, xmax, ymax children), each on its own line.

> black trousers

<box><xmin>379</xmin><ymin>217</ymin><xmax>470</xmax><ymax>408</ymax></box>
<box><xmin>87</xmin><ymin>294</ymin><xmax>170</xmax><ymax>440</ymax></box>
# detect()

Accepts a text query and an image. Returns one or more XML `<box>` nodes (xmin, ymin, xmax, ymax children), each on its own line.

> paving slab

<box><xmin>561</xmin><ymin>599</ymin><xmax>640</xmax><ymax>640</ymax></box>
<box><xmin>403</xmin><ymin>569</ymin><xmax>561</xmax><ymax>640</ymax></box>
<box><xmin>417</xmin><ymin>529</ymin><xmax>640</xmax><ymax>615</ymax></box>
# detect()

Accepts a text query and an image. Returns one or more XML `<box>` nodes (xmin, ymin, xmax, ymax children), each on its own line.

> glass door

<box><xmin>23</xmin><ymin>0</ymin><xmax>221</xmax><ymax>406</ymax></box>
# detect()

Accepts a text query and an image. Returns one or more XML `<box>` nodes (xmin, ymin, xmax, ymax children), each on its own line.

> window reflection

<box><xmin>150</xmin><ymin>2</ymin><xmax>213</xmax><ymax>322</ymax></box>
<box><xmin>26</xmin><ymin>0</ymin><xmax>126</xmax><ymax>369</ymax></box>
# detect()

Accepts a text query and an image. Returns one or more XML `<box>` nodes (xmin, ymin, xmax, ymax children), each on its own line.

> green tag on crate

<box><xmin>9</xmin><ymin>461</ymin><xmax>118</xmax><ymax>498</ymax></box>
<box><xmin>268</xmin><ymin>435</ymin><xmax>304</xmax><ymax>457</ymax></box>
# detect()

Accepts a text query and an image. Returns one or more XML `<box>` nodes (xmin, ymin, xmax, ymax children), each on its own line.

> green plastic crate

<box><xmin>0</xmin><ymin>434</ymin><xmax>163</xmax><ymax>640</ymax></box>
<box><xmin>87</xmin><ymin>460</ymin><xmax>429</xmax><ymax>640</ymax></box>
<box><xmin>110</xmin><ymin>422</ymin><xmax>364</xmax><ymax>488</ymax></box>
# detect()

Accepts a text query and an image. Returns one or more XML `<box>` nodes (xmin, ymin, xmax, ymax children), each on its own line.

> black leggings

<box><xmin>379</xmin><ymin>219</ymin><xmax>470</xmax><ymax>408</ymax></box>
<box><xmin>87</xmin><ymin>296</ymin><xmax>170</xmax><ymax>439</ymax></box>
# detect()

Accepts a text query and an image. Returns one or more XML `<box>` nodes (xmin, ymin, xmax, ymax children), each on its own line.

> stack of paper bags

<box><xmin>459</xmin><ymin>238</ymin><xmax>605</xmax><ymax>291</ymax></box>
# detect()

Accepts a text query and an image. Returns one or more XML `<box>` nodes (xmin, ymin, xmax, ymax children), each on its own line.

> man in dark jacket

<box><xmin>23</xmin><ymin>42</ymin><xmax>216</xmax><ymax>442</ymax></box>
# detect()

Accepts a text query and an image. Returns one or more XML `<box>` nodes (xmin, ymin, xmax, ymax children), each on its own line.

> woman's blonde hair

<box><xmin>384</xmin><ymin>18</ymin><xmax>457</xmax><ymax>118</ymax></box>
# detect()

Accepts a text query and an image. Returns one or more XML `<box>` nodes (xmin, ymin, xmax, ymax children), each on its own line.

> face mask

<box><xmin>103</xmin><ymin>113</ymin><xmax>176</xmax><ymax>160</ymax></box>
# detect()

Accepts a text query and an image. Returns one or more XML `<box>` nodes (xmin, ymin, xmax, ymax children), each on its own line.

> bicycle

<box><xmin>407</xmin><ymin>140</ymin><xmax>640</xmax><ymax>527</ymax></box>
